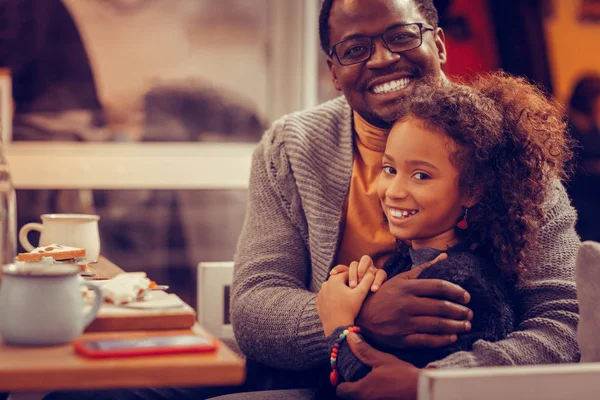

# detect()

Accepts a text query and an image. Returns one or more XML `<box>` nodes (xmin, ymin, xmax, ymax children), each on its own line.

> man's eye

<box><xmin>387</xmin><ymin>30</ymin><xmax>419</xmax><ymax>44</ymax></box>
<box><xmin>389</xmin><ymin>34</ymin><xmax>410</xmax><ymax>42</ymax></box>
<box><xmin>413</xmin><ymin>172</ymin><xmax>430</xmax><ymax>180</ymax></box>
<box><xmin>382</xmin><ymin>166</ymin><xmax>396</xmax><ymax>175</ymax></box>
<box><xmin>344</xmin><ymin>45</ymin><xmax>368</xmax><ymax>57</ymax></box>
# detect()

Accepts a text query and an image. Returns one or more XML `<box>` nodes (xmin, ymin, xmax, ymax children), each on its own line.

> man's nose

<box><xmin>367</xmin><ymin>38</ymin><xmax>401</xmax><ymax>68</ymax></box>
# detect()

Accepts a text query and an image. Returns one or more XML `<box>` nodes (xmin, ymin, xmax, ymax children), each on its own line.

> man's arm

<box><xmin>428</xmin><ymin>181</ymin><xmax>580</xmax><ymax>368</ymax></box>
<box><xmin>356</xmin><ymin>255</ymin><xmax>472</xmax><ymax>350</ymax></box>
<box><xmin>231</xmin><ymin>123</ymin><xmax>328</xmax><ymax>370</ymax></box>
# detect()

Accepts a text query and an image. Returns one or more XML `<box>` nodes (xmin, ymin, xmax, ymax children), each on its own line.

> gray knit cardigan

<box><xmin>231</xmin><ymin>96</ymin><xmax>581</xmax><ymax>370</ymax></box>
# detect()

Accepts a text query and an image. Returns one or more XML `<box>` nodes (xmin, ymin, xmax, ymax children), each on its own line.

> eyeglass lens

<box><xmin>334</xmin><ymin>23</ymin><xmax>423</xmax><ymax>65</ymax></box>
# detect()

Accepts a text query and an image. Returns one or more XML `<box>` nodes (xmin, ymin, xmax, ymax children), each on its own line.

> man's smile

<box><xmin>369</xmin><ymin>77</ymin><xmax>412</xmax><ymax>95</ymax></box>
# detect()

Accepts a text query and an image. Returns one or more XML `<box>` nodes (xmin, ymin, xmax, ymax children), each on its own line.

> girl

<box><xmin>316</xmin><ymin>72</ymin><xmax>573</xmax><ymax>385</ymax></box>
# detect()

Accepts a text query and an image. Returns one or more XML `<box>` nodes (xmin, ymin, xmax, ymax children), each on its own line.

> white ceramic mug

<box><xmin>19</xmin><ymin>214</ymin><xmax>101</xmax><ymax>262</ymax></box>
<box><xmin>0</xmin><ymin>262</ymin><xmax>103</xmax><ymax>346</ymax></box>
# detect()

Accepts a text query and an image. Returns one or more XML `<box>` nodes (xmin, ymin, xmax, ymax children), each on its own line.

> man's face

<box><xmin>327</xmin><ymin>0</ymin><xmax>447</xmax><ymax>128</ymax></box>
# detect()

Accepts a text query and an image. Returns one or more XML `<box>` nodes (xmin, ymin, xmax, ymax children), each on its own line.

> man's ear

<box><xmin>434</xmin><ymin>27</ymin><xmax>447</xmax><ymax>65</ymax></box>
<box><xmin>327</xmin><ymin>58</ymin><xmax>342</xmax><ymax>91</ymax></box>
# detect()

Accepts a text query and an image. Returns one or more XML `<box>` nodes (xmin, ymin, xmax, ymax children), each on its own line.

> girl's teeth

<box><xmin>390</xmin><ymin>209</ymin><xmax>418</xmax><ymax>219</ymax></box>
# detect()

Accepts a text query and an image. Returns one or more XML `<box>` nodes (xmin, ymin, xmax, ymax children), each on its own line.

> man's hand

<box><xmin>317</xmin><ymin>269</ymin><xmax>376</xmax><ymax>336</ymax></box>
<box><xmin>337</xmin><ymin>332</ymin><xmax>420</xmax><ymax>400</ymax></box>
<box><xmin>356</xmin><ymin>253</ymin><xmax>473</xmax><ymax>349</ymax></box>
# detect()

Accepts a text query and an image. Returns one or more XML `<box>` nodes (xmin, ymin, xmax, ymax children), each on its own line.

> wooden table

<box><xmin>0</xmin><ymin>257</ymin><xmax>245</xmax><ymax>399</ymax></box>
<box><xmin>87</xmin><ymin>256</ymin><xmax>125</xmax><ymax>279</ymax></box>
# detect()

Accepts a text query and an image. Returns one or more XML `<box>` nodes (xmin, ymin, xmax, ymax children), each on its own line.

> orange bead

<box><xmin>330</xmin><ymin>369</ymin><xmax>339</xmax><ymax>386</ymax></box>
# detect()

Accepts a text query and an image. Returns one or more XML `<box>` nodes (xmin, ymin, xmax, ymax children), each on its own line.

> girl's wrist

<box><xmin>324</xmin><ymin>317</ymin><xmax>355</xmax><ymax>336</ymax></box>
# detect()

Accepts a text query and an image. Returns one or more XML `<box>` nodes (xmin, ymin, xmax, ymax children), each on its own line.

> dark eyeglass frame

<box><xmin>329</xmin><ymin>23</ymin><xmax>435</xmax><ymax>66</ymax></box>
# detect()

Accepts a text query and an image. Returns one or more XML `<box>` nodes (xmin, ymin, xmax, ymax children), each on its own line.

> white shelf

<box><xmin>4</xmin><ymin>142</ymin><xmax>256</xmax><ymax>190</ymax></box>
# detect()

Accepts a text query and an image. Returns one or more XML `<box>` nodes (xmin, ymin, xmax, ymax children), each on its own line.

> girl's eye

<box><xmin>382</xmin><ymin>166</ymin><xmax>396</xmax><ymax>175</ymax></box>
<box><xmin>413</xmin><ymin>172</ymin><xmax>431</xmax><ymax>180</ymax></box>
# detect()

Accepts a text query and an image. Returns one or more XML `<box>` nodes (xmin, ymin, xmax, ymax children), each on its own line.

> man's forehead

<box><xmin>329</xmin><ymin>0</ymin><xmax>423</xmax><ymax>40</ymax></box>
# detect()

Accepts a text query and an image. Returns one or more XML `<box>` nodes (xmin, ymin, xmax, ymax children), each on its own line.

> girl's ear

<box><xmin>462</xmin><ymin>185</ymin><xmax>484</xmax><ymax>208</ymax></box>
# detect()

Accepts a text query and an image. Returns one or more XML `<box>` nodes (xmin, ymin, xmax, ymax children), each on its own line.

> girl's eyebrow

<box><xmin>405</xmin><ymin>159</ymin><xmax>440</xmax><ymax>171</ymax></box>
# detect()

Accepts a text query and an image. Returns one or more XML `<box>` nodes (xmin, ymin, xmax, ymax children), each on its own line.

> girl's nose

<box><xmin>386</xmin><ymin>178</ymin><xmax>409</xmax><ymax>199</ymax></box>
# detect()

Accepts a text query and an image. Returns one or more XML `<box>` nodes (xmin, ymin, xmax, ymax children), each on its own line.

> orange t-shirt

<box><xmin>335</xmin><ymin>112</ymin><xmax>396</xmax><ymax>269</ymax></box>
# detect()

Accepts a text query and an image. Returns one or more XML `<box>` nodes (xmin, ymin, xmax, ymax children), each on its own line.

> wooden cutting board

<box><xmin>83</xmin><ymin>257</ymin><xmax>197</xmax><ymax>332</ymax></box>
<box><xmin>85</xmin><ymin>291</ymin><xmax>197</xmax><ymax>332</ymax></box>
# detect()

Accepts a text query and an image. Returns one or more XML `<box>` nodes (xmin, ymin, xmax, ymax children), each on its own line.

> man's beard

<box><xmin>383</xmin><ymin>73</ymin><xmax>441</xmax><ymax>122</ymax></box>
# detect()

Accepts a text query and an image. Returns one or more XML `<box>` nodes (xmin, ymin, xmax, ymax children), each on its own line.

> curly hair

<box><xmin>319</xmin><ymin>0</ymin><xmax>439</xmax><ymax>54</ymax></box>
<box><xmin>393</xmin><ymin>72</ymin><xmax>572</xmax><ymax>280</ymax></box>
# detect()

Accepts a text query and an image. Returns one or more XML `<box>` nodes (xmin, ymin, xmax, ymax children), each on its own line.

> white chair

<box><xmin>418</xmin><ymin>363</ymin><xmax>600</xmax><ymax>400</ymax></box>
<box><xmin>196</xmin><ymin>261</ymin><xmax>235</xmax><ymax>339</ymax></box>
<box><xmin>418</xmin><ymin>240</ymin><xmax>600</xmax><ymax>400</ymax></box>
<box><xmin>576</xmin><ymin>241</ymin><xmax>600</xmax><ymax>362</ymax></box>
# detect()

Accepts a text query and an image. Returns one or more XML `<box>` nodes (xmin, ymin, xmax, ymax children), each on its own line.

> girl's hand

<box><xmin>330</xmin><ymin>255</ymin><xmax>388</xmax><ymax>292</ymax></box>
<box><xmin>317</xmin><ymin>269</ymin><xmax>376</xmax><ymax>336</ymax></box>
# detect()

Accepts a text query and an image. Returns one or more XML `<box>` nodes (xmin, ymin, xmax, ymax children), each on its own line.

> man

<box><xmin>229</xmin><ymin>0</ymin><xmax>580</xmax><ymax>398</ymax></box>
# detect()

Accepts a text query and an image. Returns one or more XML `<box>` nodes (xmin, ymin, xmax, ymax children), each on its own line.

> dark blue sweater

<box><xmin>327</xmin><ymin>247</ymin><xmax>516</xmax><ymax>383</ymax></box>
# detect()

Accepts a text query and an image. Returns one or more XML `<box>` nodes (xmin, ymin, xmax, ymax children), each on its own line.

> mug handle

<box><xmin>19</xmin><ymin>222</ymin><xmax>43</xmax><ymax>252</ymax></box>
<box><xmin>82</xmin><ymin>283</ymin><xmax>103</xmax><ymax>329</ymax></box>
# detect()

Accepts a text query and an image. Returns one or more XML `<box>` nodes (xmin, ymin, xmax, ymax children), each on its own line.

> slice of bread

<box><xmin>17</xmin><ymin>244</ymin><xmax>86</xmax><ymax>262</ymax></box>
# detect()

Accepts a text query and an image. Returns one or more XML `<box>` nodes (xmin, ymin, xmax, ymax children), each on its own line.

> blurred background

<box><xmin>0</xmin><ymin>0</ymin><xmax>599</xmax><ymax>309</ymax></box>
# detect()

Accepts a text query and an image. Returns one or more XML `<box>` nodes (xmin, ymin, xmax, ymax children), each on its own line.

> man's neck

<box><xmin>354</xmin><ymin>112</ymin><xmax>393</xmax><ymax>130</ymax></box>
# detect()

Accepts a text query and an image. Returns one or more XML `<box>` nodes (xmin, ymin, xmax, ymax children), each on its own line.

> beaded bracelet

<box><xmin>329</xmin><ymin>326</ymin><xmax>361</xmax><ymax>386</ymax></box>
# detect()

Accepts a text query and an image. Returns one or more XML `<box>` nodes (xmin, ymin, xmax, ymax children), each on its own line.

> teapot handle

<box><xmin>82</xmin><ymin>283</ymin><xmax>103</xmax><ymax>329</ymax></box>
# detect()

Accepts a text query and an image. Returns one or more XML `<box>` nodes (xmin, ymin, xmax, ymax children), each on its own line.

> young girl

<box><xmin>316</xmin><ymin>72</ymin><xmax>573</xmax><ymax>385</ymax></box>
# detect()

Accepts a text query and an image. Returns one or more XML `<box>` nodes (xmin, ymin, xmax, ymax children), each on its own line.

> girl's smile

<box><xmin>387</xmin><ymin>207</ymin><xmax>419</xmax><ymax>222</ymax></box>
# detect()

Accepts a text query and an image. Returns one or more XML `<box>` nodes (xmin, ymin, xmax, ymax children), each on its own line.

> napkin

<box><xmin>576</xmin><ymin>241</ymin><xmax>600</xmax><ymax>362</ymax></box>
<box><xmin>120</xmin><ymin>290</ymin><xmax>185</xmax><ymax>309</ymax></box>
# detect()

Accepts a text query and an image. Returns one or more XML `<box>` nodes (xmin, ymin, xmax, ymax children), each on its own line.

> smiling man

<box><xmin>324</xmin><ymin>0</ymin><xmax>446</xmax><ymax>127</ymax></box>
<box><xmin>232</xmin><ymin>0</ymin><xmax>580</xmax><ymax>381</ymax></box>
<box><xmin>228</xmin><ymin>0</ymin><xmax>580</xmax><ymax>399</ymax></box>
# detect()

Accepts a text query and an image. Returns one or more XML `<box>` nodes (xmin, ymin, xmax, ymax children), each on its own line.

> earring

<box><xmin>457</xmin><ymin>208</ymin><xmax>469</xmax><ymax>230</ymax></box>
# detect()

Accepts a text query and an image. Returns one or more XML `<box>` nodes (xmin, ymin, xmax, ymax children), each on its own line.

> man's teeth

<box><xmin>389</xmin><ymin>209</ymin><xmax>418</xmax><ymax>219</ymax></box>
<box><xmin>372</xmin><ymin>78</ymin><xmax>411</xmax><ymax>94</ymax></box>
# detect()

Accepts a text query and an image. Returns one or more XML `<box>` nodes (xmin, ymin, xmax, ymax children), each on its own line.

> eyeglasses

<box><xmin>329</xmin><ymin>23</ymin><xmax>434</xmax><ymax>66</ymax></box>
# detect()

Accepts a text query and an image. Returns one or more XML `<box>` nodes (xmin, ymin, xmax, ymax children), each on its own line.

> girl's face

<box><xmin>377</xmin><ymin>117</ymin><xmax>473</xmax><ymax>250</ymax></box>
